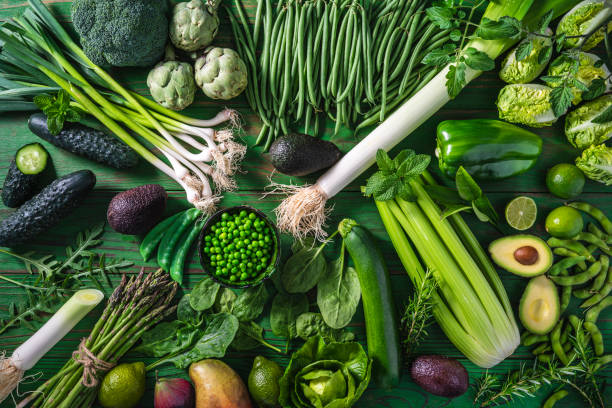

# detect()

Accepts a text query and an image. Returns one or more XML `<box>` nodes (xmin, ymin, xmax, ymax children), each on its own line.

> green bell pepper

<box><xmin>436</xmin><ymin>119</ymin><xmax>542</xmax><ymax>180</ymax></box>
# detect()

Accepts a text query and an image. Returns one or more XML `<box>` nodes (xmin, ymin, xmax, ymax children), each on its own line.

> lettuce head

<box><xmin>576</xmin><ymin>144</ymin><xmax>612</xmax><ymax>185</ymax></box>
<box><xmin>565</xmin><ymin>94</ymin><xmax>612</xmax><ymax>149</ymax></box>
<box><xmin>547</xmin><ymin>52</ymin><xmax>610</xmax><ymax>105</ymax></box>
<box><xmin>499</xmin><ymin>30</ymin><xmax>553</xmax><ymax>84</ymax></box>
<box><xmin>557</xmin><ymin>0</ymin><xmax>612</xmax><ymax>50</ymax></box>
<box><xmin>497</xmin><ymin>84</ymin><xmax>560</xmax><ymax>127</ymax></box>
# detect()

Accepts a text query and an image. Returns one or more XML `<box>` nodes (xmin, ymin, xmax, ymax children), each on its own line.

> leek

<box><xmin>0</xmin><ymin>289</ymin><xmax>103</xmax><ymax>403</ymax></box>
<box><xmin>272</xmin><ymin>0</ymin><xmax>581</xmax><ymax>239</ymax></box>
<box><xmin>375</xmin><ymin>173</ymin><xmax>519</xmax><ymax>368</ymax></box>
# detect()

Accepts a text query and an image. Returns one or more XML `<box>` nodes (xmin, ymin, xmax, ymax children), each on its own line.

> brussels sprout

<box><xmin>170</xmin><ymin>0</ymin><xmax>220</xmax><ymax>52</ymax></box>
<box><xmin>147</xmin><ymin>60</ymin><xmax>196</xmax><ymax>111</ymax></box>
<box><xmin>547</xmin><ymin>52</ymin><xmax>610</xmax><ymax>105</ymax></box>
<box><xmin>497</xmin><ymin>84</ymin><xmax>561</xmax><ymax>127</ymax></box>
<box><xmin>557</xmin><ymin>0</ymin><xmax>612</xmax><ymax>50</ymax></box>
<box><xmin>576</xmin><ymin>144</ymin><xmax>612</xmax><ymax>185</ymax></box>
<box><xmin>565</xmin><ymin>94</ymin><xmax>612</xmax><ymax>149</ymax></box>
<box><xmin>499</xmin><ymin>30</ymin><xmax>553</xmax><ymax>84</ymax></box>
<box><xmin>194</xmin><ymin>47</ymin><xmax>248</xmax><ymax>100</ymax></box>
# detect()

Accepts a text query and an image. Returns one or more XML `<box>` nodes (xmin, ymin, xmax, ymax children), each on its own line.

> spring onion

<box><xmin>0</xmin><ymin>0</ymin><xmax>246</xmax><ymax>214</ymax></box>
<box><xmin>0</xmin><ymin>289</ymin><xmax>103</xmax><ymax>403</ymax></box>
<box><xmin>272</xmin><ymin>0</ymin><xmax>580</xmax><ymax>239</ymax></box>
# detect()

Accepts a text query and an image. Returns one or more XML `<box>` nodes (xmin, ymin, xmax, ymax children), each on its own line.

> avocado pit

<box><xmin>514</xmin><ymin>245</ymin><xmax>539</xmax><ymax>265</ymax></box>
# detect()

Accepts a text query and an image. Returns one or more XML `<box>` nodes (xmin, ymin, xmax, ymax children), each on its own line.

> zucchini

<box><xmin>339</xmin><ymin>218</ymin><xmax>401</xmax><ymax>389</ymax></box>
<box><xmin>28</xmin><ymin>113</ymin><xmax>138</xmax><ymax>169</ymax></box>
<box><xmin>0</xmin><ymin>170</ymin><xmax>96</xmax><ymax>247</ymax></box>
<box><xmin>2</xmin><ymin>143</ymin><xmax>49</xmax><ymax>208</ymax></box>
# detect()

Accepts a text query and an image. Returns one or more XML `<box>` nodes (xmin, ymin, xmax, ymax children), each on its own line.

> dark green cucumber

<box><xmin>0</xmin><ymin>170</ymin><xmax>96</xmax><ymax>247</ymax></box>
<box><xmin>28</xmin><ymin>113</ymin><xmax>138</xmax><ymax>169</ymax></box>
<box><xmin>2</xmin><ymin>143</ymin><xmax>49</xmax><ymax>208</ymax></box>
<box><xmin>339</xmin><ymin>218</ymin><xmax>401</xmax><ymax>389</ymax></box>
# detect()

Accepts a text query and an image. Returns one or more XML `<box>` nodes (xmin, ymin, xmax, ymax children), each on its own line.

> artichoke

<box><xmin>170</xmin><ymin>0</ymin><xmax>220</xmax><ymax>52</ymax></box>
<box><xmin>147</xmin><ymin>60</ymin><xmax>196</xmax><ymax>111</ymax></box>
<box><xmin>194</xmin><ymin>47</ymin><xmax>248</xmax><ymax>100</ymax></box>
<box><xmin>575</xmin><ymin>144</ymin><xmax>612</xmax><ymax>185</ymax></box>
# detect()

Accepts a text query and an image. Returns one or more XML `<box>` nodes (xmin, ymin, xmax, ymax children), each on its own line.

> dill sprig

<box><xmin>0</xmin><ymin>223</ymin><xmax>132</xmax><ymax>335</ymax></box>
<box><xmin>400</xmin><ymin>269</ymin><xmax>437</xmax><ymax>356</ymax></box>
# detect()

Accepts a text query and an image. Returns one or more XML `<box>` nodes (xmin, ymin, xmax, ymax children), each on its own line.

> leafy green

<box><xmin>133</xmin><ymin>321</ymin><xmax>197</xmax><ymax>358</ymax></box>
<box><xmin>270</xmin><ymin>292</ymin><xmax>309</xmax><ymax>338</ymax></box>
<box><xmin>231</xmin><ymin>321</ymin><xmax>281</xmax><ymax>353</ymax></box>
<box><xmin>177</xmin><ymin>294</ymin><xmax>203</xmax><ymax>326</ymax></box>
<box><xmin>401</xmin><ymin>270</ymin><xmax>437</xmax><ymax>356</ymax></box>
<box><xmin>281</xmin><ymin>240</ymin><xmax>327</xmax><ymax>293</ymax></box>
<box><xmin>317</xmin><ymin>247</ymin><xmax>360</xmax><ymax>329</ymax></box>
<box><xmin>213</xmin><ymin>287</ymin><xmax>237</xmax><ymax>313</ymax></box>
<box><xmin>364</xmin><ymin>149</ymin><xmax>430</xmax><ymax>201</ymax></box>
<box><xmin>576</xmin><ymin>144</ymin><xmax>612</xmax><ymax>186</ymax></box>
<box><xmin>232</xmin><ymin>284</ymin><xmax>269</xmax><ymax>322</ymax></box>
<box><xmin>166</xmin><ymin>313</ymin><xmax>239</xmax><ymax>369</ymax></box>
<box><xmin>296</xmin><ymin>312</ymin><xmax>355</xmax><ymax>343</ymax></box>
<box><xmin>33</xmin><ymin>90</ymin><xmax>85</xmax><ymax>135</ymax></box>
<box><xmin>464</xmin><ymin>47</ymin><xmax>495</xmax><ymax>71</ymax></box>
<box><xmin>189</xmin><ymin>276</ymin><xmax>221</xmax><ymax>311</ymax></box>
<box><xmin>497</xmin><ymin>84</ymin><xmax>558</xmax><ymax>127</ymax></box>
<box><xmin>279</xmin><ymin>336</ymin><xmax>372</xmax><ymax>408</ymax></box>
<box><xmin>565</xmin><ymin>94</ymin><xmax>612</xmax><ymax>149</ymax></box>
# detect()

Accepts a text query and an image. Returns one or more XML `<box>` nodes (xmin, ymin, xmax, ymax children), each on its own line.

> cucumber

<box><xmin>28</xmin><ymin>113</ymin><xmax>138</xmax><ymax>169</ymax></box>
<box><xmin>2</xmin><ymin>143</ymin><xmax>49</xmax><ymax>208</ymax></box>
<box><xmin>0</xmin><ymin>170</ymin><xmax>96</xmax><ymax>247</ymax></box>
<box><xmin>339</xmin><ymin>218</ymin><xmax>401</xmax><ymax>389</ymax></box>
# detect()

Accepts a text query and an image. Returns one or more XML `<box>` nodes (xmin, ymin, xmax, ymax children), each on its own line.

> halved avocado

<box><xmin>489</xmin><ymin>234</ymin><xmax>553</xmax><ymax>277</ymax></box>
<box><xmin>519</xmin><ymin>275</ymin><xmax>560</xmax><ymax>335</ymax></box>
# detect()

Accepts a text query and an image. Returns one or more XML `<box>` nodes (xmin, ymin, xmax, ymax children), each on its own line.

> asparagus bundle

<box><xmin>18</xmin><ymin>269</ymin><xmax>178</xmax><ymax>408</ymax></box>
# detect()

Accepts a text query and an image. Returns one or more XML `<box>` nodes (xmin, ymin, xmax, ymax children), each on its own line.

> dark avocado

<box><xmin>0</xmin><ymin>170</ymin><xmax>96</xmax><ymax>247</ymax></box>
<box><xmin>410</xmin><ymin>355</ymin><xmax>469</xmax><ymax>398</ymax></box>
<box><xmin>28</xmin><ymin>113</ymin><xmax>138</xmax><ymax>169</ymax></box>
<box><xmin>107</xmin><ymin>184</ymin><xmax>167</xmax><ymax>235</ymax></box>
<box><xmin>268</xmin><ymin>133</ymin><xmax>342</xmax><ymax>176</ymax></box>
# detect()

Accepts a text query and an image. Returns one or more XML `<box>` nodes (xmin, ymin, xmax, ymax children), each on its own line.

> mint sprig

<box><xmin>364</xmin><ymin>149</ymin><xmax>431</xmax><ymax>201</ymax></box>
<box><xmin>33</xmin><ymin>90</ymin><xmax>85</xmax><ymax>135</ymax></box>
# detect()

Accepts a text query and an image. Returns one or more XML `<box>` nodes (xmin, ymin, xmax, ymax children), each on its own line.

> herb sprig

<box><xmin>401</xmin><ymin>269</ymin><xmax>437</xmax><ymax>356</ymax></box>
<box><xmin>0</xmin><ymin>223</ymin><xmax>132</xmax><ymax>334</ymax></box>
<box><xmin>33</xmin><ymin>90</ymin><xmax>85</xmax><ymax>135</ymax></box>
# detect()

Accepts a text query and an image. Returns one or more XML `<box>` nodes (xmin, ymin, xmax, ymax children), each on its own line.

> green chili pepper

<box><xmin>581</xmin><ymin>268</ymin><xmax>612</xmax><ymax>308</ymax></box>
<box><xmin>550</xmin><ymin>260</ymin><xmax>601</xmax><ymax>286</ymax></box>
<box><xmin>542</xmin><ymin>389</ymin><xmax>568</xmax><ymax>408</ymax></box>
<box><xmin>169</xmin><ymin>219</ymin><xmax>205</xmax><ymax>285</ymax></box>
<box><xmin>584</xmin><ymin>321</ymin><xmax>604</xmax><ymax>356</ymax></box>
<box><xmin>139</xmin><ymin>211</ymin><xmax>185</xmax><ymax>262</ymax></box>
<box><xmin>550</xmin><ymin>319</ymin><xmax>569</xmax><ymax>365</ymax></box>
<box><xmin>567</xmin><ymin>202</ymin><xmax>612</xmax><ymax>235</ymax></box>
<box><xmin>158</xmin><ymin>208</ymin><xmax>200</xmax><ymax>272</ymax></box>
<box><xmin>547</xmin><ymin>238</ymin><xmax>595</xmax><ymax>262</ymax></box>
<box><xmin>548</xmin><ymin>256</ymin><xmax>587</xmax><ymax>276</ymax></box>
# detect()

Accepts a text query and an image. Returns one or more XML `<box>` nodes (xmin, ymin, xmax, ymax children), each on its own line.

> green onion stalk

<box><xmin>0</xmin><ymin>0</ymin><xmax>246</xmax><ymax>213</ymax></box>
<box><xmin>16</xmin><ymin>269</ymin><xmax>178</xmax><ymax>408</ymax></box>
<box><xmin>374</xmin><ymin>171</ymin><xmax>519</xmax><ymax>368</ymax></box>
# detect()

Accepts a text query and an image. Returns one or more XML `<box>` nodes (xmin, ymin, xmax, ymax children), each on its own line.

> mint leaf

<box><xmin>422</xmin><ymin>48</ymin><xmax>453</xmax><ymax>66</ymax></box>
<box><xmin>65</xmin><ymin>107</ymin><xmax>85</xmax><ymax>123</ymax></box>
<box><xmin>33</xmin><ymin>94</ymin><xmax>54</xmax><ymax>110</ymax></box>
<box><xmin>450</xmin><ymin>29</ymin><xmax>461</xmax><ymax>42</ymax></box>
<box><xmin>537</xmin><ymin>45</ymin><xmax>552</xmax><ymax>65</ymax></box>
<box><xmin>515</xmin><ymin>40</ymin><xmax>533</xmax><ymax>62</ymax></box>
<box><xmin>555</xmin><ymin>33</ymin><xmax>567</xmax><ymax>52</ymax></box>
<box><xmin>455</xmin><ymin>166</ymin><xmax>481</xmax><ymax>201</ymax></box>
<box><xmin>571</xmin><ymin>78</ymin><xmax>589</xmax><ymax>92</ymax></box>
<box><xmin>426</xmin><ymin>6</ymin><xmax>454</xmax><ymax>30</ymax></box>
<box><xmin>392</xmin><ymin>150</ymin><xmax>413</xmax><ymax>168</ymax></box>
<box><xmin>476</xmin><ymin>17</ymin><xmax>521</xmax><ymax>40</ymax></box>
<box><xmin>375</xmin><ymin>149</ymin><xmax>394</xmax><ymax>172</ymax></box>
<box><xmin>398</xmin><ymin>154</ymin><xmax>431</xmax><ymax>178</ymax></box>
<box><xmin>371</xmin><ymin>174</ymin><xmax>401</xmax><ymax>201</ymax></box>
<box><xmin>550</xmin><ymin>85</ymin><xmax>573</xmax><ymax>117</ymax></box>
<box><xmin>47</xmin><ymin>115</ymin><xmax>63</xmax><ymax>136</ymax></box>
<box><xmin>582</xmin><ymin>78</ymin><xmax>606</xmax><ymax>101</ymax></box>
<box><xmin>463</xmin><ymin>48</ymin><xmax>495</xmax><ymax>71</ymax></box>
<box><xmin>539</xmin><ymin>75</ymin><xmax>562</xmax><ymax>84</ymax></box>
<box><xmin>537</xmin><ymin>9</ymin><xmax>554</xmax><ymax>34</ymax></box>
<box><xmin>445</xmin><ymin>63</ymin><xmax>466</xmax><ymax>99</ymax></box>
<box><xmin>397</xmin><ymin>182</ymin><xmax>415</xmax><ymax>202</ymax></box>
<box><xmin>56</xmin><ymin>90</ymin><xmax>70</xmax><ymax>109</ymax></box>
<box><xmin>364</xmin><ymin>171</ymin><xmax>387</xmax><ymax>197</ymax></box>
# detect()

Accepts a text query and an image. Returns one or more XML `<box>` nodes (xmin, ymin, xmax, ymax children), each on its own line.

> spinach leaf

<box><xmin>233</xmin><ymin>284</ymin><xmax>269</xmax><ymax>322</ymax></box>
<box><xmin>231</xmin><ymin>321</ymin><xmax>281</xmax><ymax>352</ymax></box>
<box><xmin>177</xmin><ymin>294</ymin><xmax>203</xmax><ymax>326</ymax></box>
<box><xmin>296</xmin><ymin>312</ymin><xmax>355</xmax><ymax>343</ymax></box>
<box><xmin>317</xmin><ymin>249</ymin><xmax>361</xmax><ymax>329</ymax></box>
<box><xmin>190</xmin><ymin>276</ymin><xmax>221</xmax><ymax>311</ymax></box>
<box><xmin>281</xmin><ymin>241</ymin><xmax>326</xmax><ymax>293</ymax></box>
<box><xmin>213</xmin><ymin>287</ymin><xmax>237</xmax><ymax>314</ymax></box>
<box><xmin>270</xmin><ymin>293</ymin><xmax>309</xmax><ymax>338</ymax></box>
<box><xmin>134</xmin><ymin>321</ymin><xmax>200</xmax><ymax>358</ymax></box>
<box><xmin>167</xmin><ymin>313</ymin><xmax>239</xmax><ymax>369</ymax></box>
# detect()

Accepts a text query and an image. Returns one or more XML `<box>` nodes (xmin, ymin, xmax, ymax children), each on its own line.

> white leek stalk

<box><xmin>0</xmin><ymin>289</ymin><xmax>103</xmax><ymax>403</ymax></box>
<box><xmin>272</xmin><ymin>0</ymin><xmax>578</xmax><ymax>239</ymax></box>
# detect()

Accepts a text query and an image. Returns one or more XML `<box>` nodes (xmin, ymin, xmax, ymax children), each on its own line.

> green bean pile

<box><xmin>227</xmin><ymin>0</ymin><xmax>451</xmax><ymax>150</ymax></box>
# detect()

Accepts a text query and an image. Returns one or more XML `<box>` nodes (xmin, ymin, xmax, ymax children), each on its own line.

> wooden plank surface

<box><xmin>0</xmin><ymin>1</ymin><xmax>610</xmax><ymax>407</ymax></box>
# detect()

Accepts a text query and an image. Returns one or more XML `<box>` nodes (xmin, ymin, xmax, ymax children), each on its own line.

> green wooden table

<box><xmin>0</xmin><ymin>1</ymin><xmax>610</xmax><ymax>407</ymax></box>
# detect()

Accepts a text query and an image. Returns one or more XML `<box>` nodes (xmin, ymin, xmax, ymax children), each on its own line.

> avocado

<box><xmin>268</xmin><ymin>133</ymin><xmax>342</xmax><ymax>176</ymax></box>
<box><xmin>519</xmin><ymin>275</ymin><xmax>560</xmax><ymax>335</ymax></box>
<box><xmin>410</xmin><ymin>355</ymin><xmax>468</xmax><ymax>398</ymax></box>
<box><xmin>107</xmin><ymin>184</ymin><xmax>167</xmax><ymax>235</ymax></box>
<box><xmin>489</xmin><ymin>234</ymin><xmax>553</xmax><ymax>277</ymax></box>
<box><xmin>0</xmin><ymin>170</ymin><xmax>96</xmax><ymax>247</ymax></box>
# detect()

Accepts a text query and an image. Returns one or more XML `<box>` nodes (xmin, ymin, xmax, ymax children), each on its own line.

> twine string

<box><xmin>72</xmin><ymin>338</ymin><xmax>115</xmax><ymax>388</ymax></box>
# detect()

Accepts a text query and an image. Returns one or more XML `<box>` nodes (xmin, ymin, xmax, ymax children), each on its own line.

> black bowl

<box><xmin>198</xmin><ymin>205</ymin><xmax>280</xmax><ymax>288</ymax></box>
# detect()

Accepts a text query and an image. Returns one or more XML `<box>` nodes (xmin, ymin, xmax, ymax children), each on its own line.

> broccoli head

<box><xmin>71</xmin><ymin>0</ymin><xmax>169</xmax><ymax>67</ymax></box>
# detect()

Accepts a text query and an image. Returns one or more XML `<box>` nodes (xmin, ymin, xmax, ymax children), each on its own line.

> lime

<box><xmin>505</xmin><ymin>196</ymin><xmax>537</xmax><ymax>230</ymax></box>
<box><xmin>98</xmin><ymin>362</ymin><xmax>145</xmax><ymax>408</ymax></box>
<box><xmin>248</xmin><ymin>356</ymin><xmax>282</xmax><ymax>408</ymax></box>
<box><xmin>546</xmin><ymin>164</ymin><xmax>585</xmax><ymax>199</ymax></box>
<box><xmin>545</xmin><ymin>206</ymin><xmax>584</xmax><ymax>238</ymax></box>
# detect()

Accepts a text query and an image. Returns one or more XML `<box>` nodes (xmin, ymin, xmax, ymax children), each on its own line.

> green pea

<box><xmin>240</xmin><ymin>210</ymin><xmax>247</xmax><ymax>217</ymax></box>
<box><xmin>230</xmin><ymin>275</ymin><xmax>237</xmax><ymax>282</ymax></box>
